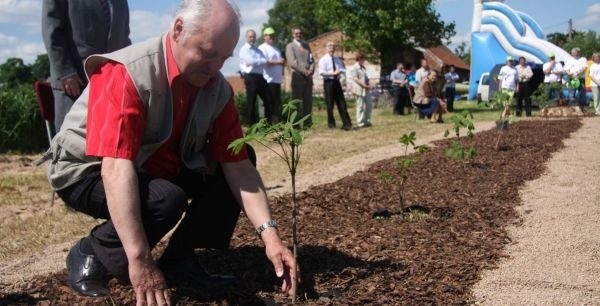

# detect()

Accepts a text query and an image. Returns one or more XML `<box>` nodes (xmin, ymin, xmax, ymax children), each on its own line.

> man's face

<box><xmin>397</xmin><ymin>64</ymin><xmax>404</xmax><ymax>71</ymax></box>
<box><xmin>571</xmin><ymin>50</ymin><xmax>580</xmax><ymax>58</ymax></box>
<box><xmin>264</xmin><ymin>34</ymin><xmax>273</xmax><ymax>44</ymax></box>
<box><xmin>246</xmin><ymin>30</ymin><xmax>256</xmax><ymax>45</ymax></box>
<box><xmin>292</xmin><ymin>28</ymin><xmax>303</xmax><ymax>40</ymax></box>
<box><xmin>428</xmin><ymin>72</ymin><xmax>437</xmax><ymax>81</ymax></box>
<box><xmin>327</xmin><ymin>43</ymin><xmax>336</xmax><ymax>54</ymax></box>
<box><xmin>171</xmin><ymin>17</ymin><xmax>239</xmax><ymax>87</ymax></box>
<box><xmin>421</xmin><ymin>59</ymin><xmax>429</xmax><ymax>69</ymax></box>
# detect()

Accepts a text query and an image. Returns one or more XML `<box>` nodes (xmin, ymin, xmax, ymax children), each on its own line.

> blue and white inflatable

<box><xmin>468</xmin><ymin>0</ymin><xmax>573</xmax><ymax>99</ymax></box>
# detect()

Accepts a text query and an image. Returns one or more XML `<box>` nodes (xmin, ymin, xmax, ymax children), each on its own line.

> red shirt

<box><xmin>85</xmin><ymin>35</ymin><xmax>247</xmax><ymax>179</ymax></box>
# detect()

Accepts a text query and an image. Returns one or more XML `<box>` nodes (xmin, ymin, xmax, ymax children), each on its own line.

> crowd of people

<box><xmin>542</xmin><ymin>48</ymin><xmax>600</xmax><ymax>115</ymax></box>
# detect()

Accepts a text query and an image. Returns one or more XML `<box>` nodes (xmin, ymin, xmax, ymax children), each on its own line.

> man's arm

<box><xmin>102</xmin><ymin>157</ymin><xmax>170</xmax><ymax>304</ymax></box>
<box><xmin>222</xmin><ymin>159</ymin><xmax>296</xmax><ymax>294</ymax></box>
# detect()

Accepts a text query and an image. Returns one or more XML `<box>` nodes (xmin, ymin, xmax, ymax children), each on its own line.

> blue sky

<box><xmin>0</xmin><ymin>0</ymin><xmax>598</xmax><ymax>76</ymax></box>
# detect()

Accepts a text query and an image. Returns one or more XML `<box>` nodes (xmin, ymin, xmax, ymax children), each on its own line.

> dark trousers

<box><xmin>244</xmin><ymin>73</ymin><xmax>273</xmax><ymax>124</ymax></box>
<box><xmin>392</xmin><ymin>86</ymin><xmax>408</xmax><ymax>115</ymax></box>
<box><xmin>268</xmin><ymin>83</ymin><xmax>282</xmax><ymax>123</ymax></box>
<box><xmin>291</xmin><ymin>72</ymin><xmax>313</xmax><ymax>126</ymax></box>
<box><xmin>57</xmin><ymin>148</ymin><xmax>256</xmax><ymax>281</ymax></box>
<box><xmin>323</xmin><ymin>79</ymin><xmax>352</xmax><ymax>128</ymax></box>
<box><xmin>445</xmin><ymin>87</ymin><xmax>456</xmax><ymax>112</ymax></box>
<box><xmin>516</xmin><ymin>81</ymin><xmax>532</xmax><ymax>116</ymax></box>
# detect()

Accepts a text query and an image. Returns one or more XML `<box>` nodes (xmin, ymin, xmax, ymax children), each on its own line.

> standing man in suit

<box><xmin>318</xmin><ymin>41</ymin><xmax>352</xmax><ymax>130</ymax></box>
<box><xmin>42</xmin><ymin>0</ymin><xmax>131</xmax><ymax>131</ymax></box>
<box><xmin>285</xmin><ymin>27</ymin><xmax>315</xmax><ymax>127</ymax></box>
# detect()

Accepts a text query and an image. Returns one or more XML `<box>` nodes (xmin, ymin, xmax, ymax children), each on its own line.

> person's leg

<box><xmin>577</xmin><ymin>80</ymin><xmax>586</xmax><ymax>107</ymax></box>
<box><xmin>268</xmin><ymin>83</ymin><xmax>282</xmax><ymax>122</ymax></box>
<box><xmin>523</xmin><ymin>82</ymin><xmax>532</xmax><ymax>117</ymax></box>
<box><xmin>445</xmin><ymin>87</ymin><xmax>455</xmax><ymax>112</ymax></box>
<box><xmin>304</xmin><ymin>77</ymin><xmax>314</xmax><ymax>127</ymax></box>
<box><xmin>592</xmin><ymin>86</ymin><xmax>600</xmax><ymax>115</ymax></box>
<box><xmin>323</xmin><ymin>81</ymin><xmax>336</xmax><ymax>128</ymax></box>
<box><xmin>363</xmin><ymin>93</ymin><xmax>373</xmax><ymax>126</ymax></box>
<box><xmin>333</xmin><ymin>81</ymin><xmax>352</xmax><ymax>128</ymax></box>
<box><xmin>163</xmin><ymin>146</ymin><xmax>257</xmax><ymax>256</ymax></box>
<box><xmin>355</xmin><ymin>95</ymin><xmax>365</xmax><ymax>126</ymax></box>
<box><xmin>57</xmin><ymin>170</ymin><xmax>188</xmax><ymax>282</ymax></box>
<box><xmin>244</xmin><ymin>75</ymin><xmax>259</xmax><ymax>124</ymax></box>
<box><xmin>257</xmin><ymin>77</ymin><xmax>274</xmax><ymax>122</ymax></box>
<box><xmin>516</xmin><ymin>88</ymin><xmax>524</xmax><ymax>116</ymax></box>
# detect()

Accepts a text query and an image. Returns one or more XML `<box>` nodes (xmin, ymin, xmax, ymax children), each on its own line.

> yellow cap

<box><xmin>506</xmin><ymin>55</ymin><xmax>513</xmax><ymax>61</ymax></box>
<box><xmin>263</xmin><ymin>27</ymin><xmax>275</xmax><ymax>35</ymax></box>
<box><xmin>548</xmin><ymin>52</ymin><xmax>555</xmax><ymax>58</ymax></box>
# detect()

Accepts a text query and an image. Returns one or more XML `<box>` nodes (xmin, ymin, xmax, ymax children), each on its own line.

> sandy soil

<box><xmin>472</xmin><ymin>116</ymin><xmax>600</xmax><ymax>305</ymax></box>
<box><xmin>1</xmin><ymin>117</ymin><xmax>598</xmax><ymax>304</ymax></box>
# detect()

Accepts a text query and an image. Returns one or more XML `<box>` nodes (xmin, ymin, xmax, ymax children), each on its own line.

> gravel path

<box><xmin>472</xmin><ymin>116</ymin><xmax>600</xmax><ymax>305</ymax></box>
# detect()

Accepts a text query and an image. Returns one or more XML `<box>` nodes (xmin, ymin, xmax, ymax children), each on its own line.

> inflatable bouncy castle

<box><xmin>468</xmin><ymin>0</ymin><xmax>574</xmax><ymax>99</ymax></box>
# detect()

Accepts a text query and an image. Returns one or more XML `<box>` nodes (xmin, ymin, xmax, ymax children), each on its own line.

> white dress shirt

<box><xmin>238</xmin><ymin>42</ymin><xmax>267</xmax><ymax>74</ymax></box>
<box><xmin>258</xmin><ymin>42</ymin><xmax>283</xmax><ymax>84</ymax></box>
<box><xmin>318</xmin><ymin>53</ymin><xmax>345</xmax><ymax>80</ymax></box>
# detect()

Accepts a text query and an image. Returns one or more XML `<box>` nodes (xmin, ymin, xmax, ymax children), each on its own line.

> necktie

<box><xmin>99</xmin><ymin>0</ymin><xmax>112</xmax><ymax>29</ymax></box>
<box><xmin>332</xmin><ymin>56</ymin><xmax>337</xmax><ymax>71</ymax></box>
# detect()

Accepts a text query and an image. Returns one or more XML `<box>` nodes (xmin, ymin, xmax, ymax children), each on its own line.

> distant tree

<box><xmin>562</xmin><ymin>30</ymin><xmax>600</xmax><ymax>58</ymax></box>
<box><xmin>266</xmin><ymin>0</ymin><xmax>455</xmax><ymax>74</ymax></box>
<box><xmin>546</xmin><ymin>32</ymin><xmax>569</xmax><ymax>47</ymax></box>
<box><xmin>454</xmin><ymin>42</ymin><xmax>471</xmax><ymax>65</ymax></box>
<box><xmin>0</xmin><ymin>58</ymin><xmax>34</xmax><ymax>88</ymax></box>
<box><xmin>265</xmin><ymin>0</ymin><xmax>332</xmax><ymax>49</ymax></box>
<box><xmin>30</xmin><ymin>54</ymin><xmax>50</xmax><ymax>81</ymax></box>
<box><xmin>318</xmin><ymin>0</ymin><xmax>455</xmax><ymax>73</ymax></box>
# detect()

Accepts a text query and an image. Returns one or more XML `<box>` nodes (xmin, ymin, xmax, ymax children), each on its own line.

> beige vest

<box><xmin>46</xmin><ymin>35</ymin><xmax>231</xmax><ymax>190</ymax></box>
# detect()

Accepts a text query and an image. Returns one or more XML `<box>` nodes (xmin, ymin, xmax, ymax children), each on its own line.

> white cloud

<box><xmin>579</xmin><ymin>3</ymin><xmax>600</xmax><ymax>31</ymax></box>
<box><xmin>0</xmin><ymin>0</ymin><xmax>41</xmax><ymax>34</ymax></box>
<box><xmin>129</xmin><ymin>9</ymin><xmax>173</xmax><ymax>43</ymax></box>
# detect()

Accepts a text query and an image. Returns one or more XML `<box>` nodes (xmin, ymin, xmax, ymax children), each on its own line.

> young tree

<box><xmin>228</xmin><ymin>100</ymin><xmax>309</xmax><ymax>303</ymax></box>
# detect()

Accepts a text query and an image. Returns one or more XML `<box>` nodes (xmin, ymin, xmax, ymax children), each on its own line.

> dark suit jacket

<box><xmin>42</xmin><ymin>0</ymin><xmax>131</xmax><ymax>87</ymax></box>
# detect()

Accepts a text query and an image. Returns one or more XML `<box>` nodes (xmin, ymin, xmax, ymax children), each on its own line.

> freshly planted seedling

<box><xmin>376</xmin><ymin>131</ymin><xmax>429</xmax><ymax>219</ymax></box>
<box><xmin>444</xmin><ymin>110</ymin><xmax>477</xmax><ymax>159</ymax></box>
<box><xmin>228</xmin><ymin>99</ymin><xmax>308</xmax><ymax>303</ymax></box>
<box><xmin>491</xmin><ymin>90</ymin><xmax>514</xmax><ymax>150</ymax></box>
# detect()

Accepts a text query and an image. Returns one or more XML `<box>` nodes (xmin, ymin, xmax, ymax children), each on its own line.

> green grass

<box><xmin>0</xmin><ymin>173</ymin><xmax>52</xmax><ymax>207</ymax></box>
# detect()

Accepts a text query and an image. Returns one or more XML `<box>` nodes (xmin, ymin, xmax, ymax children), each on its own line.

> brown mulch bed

<box><xmin>0</xmin><ymin>119</ymin><xmax>582</xmax><ymax>305</ymax></box>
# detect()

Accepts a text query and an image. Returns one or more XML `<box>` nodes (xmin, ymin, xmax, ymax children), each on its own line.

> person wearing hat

<box><xmin>543</xmin><ymin>52</ymin><xmax>564</xmax><ymax>102</ymax></box>
<box><xmin>497</xmin><ymin>56</ymin><xmax>518</xmax><ymax>117</ymax></box>
<box><xmin>259</xmin><ymin>27</ymin><xmax>285</xmax><ymax>123</ymax></box>
<box><xmin>564</xmin><ymin>47</ymin><xmax>589</xmax><ymax>107</ymax></box>
<box><xmin>239</xmin><ymin>29</ymin><xmax>275</xmax><ymax>124</ymax></box>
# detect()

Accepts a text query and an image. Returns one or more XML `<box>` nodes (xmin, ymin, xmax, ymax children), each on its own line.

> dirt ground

<box><xmin>0</xmin><ymin>117</ymin><xmax>598</xmax><ymax>305</ymax></box>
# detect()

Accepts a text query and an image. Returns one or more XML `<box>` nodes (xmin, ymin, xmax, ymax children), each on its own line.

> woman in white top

<box><xmin>516</xmin><ymin>56</ymin><xmax>534</xmax><ymax>116</ymax></box>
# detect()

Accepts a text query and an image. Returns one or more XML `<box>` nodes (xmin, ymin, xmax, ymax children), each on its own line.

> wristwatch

<box><xmin>256</xmin><ymin>219</ymin><xmax>278</xmax><ymax>237</ymax></box>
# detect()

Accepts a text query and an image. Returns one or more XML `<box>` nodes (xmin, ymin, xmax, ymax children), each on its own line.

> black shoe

<box><xmin>66</xmin><ymin>239</ymin><xmax>110</xmax><ymax>297</ymax></box>
<box><xmin>341</xmin><ymin>125</ymin><xmax>353</xmax><ymax>131</ymax></box>
<box><xmin>158</xmin><ymin>255</ymin><xmax>237</xmax><ymax>288</ymax></box>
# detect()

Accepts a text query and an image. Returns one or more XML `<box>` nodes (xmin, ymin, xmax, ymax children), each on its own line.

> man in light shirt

<box><xmin>498</xmin><ymin>56</ymin><xmax>518</xmax><ymax>118</ymax></box>
<box><xmin>239</xmin><ymin>29</ymin><xmax>274</xmax><ymax>124</ymax></box>
<box><xmin>318</xmin><ymin>41</ymin><xmax>352</xmax><ymax>130</ymax></box>
<box><xmin>258</xmin><ymin>27</ymin><xmax>285</xmax><ymax>123</ymax></box>
<box><xmin>564</xmin><ymin>47</ymin><xmax>589</xmax><ymax>107</ymax></box>
<box><xmin>542</xmin><ymin>53</ymin><xmax>563</xmax><ymax>102</ymax></box>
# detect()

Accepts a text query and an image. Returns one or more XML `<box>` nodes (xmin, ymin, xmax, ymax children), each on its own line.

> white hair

<box><xmin>172</xmin><ymin>0</ymin><xmax>241</xmax><ymax>34</ymax></box>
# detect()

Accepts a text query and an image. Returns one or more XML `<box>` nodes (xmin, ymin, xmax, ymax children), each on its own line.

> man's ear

<box><xmin>172</xmin><ymin>18</ymin><xmax>184</xmax><ymax>42</ymax></box>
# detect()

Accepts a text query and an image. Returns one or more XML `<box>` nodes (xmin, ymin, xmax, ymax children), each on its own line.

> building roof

<box><xmin>422</xmin><ymin>45</ymin><xmax>470</xmax><ymax>71</ymax></box>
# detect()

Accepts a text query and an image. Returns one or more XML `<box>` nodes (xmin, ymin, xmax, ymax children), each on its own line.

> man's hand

<box><xmin>60</xmin><ymin>75</ymin><xmax>83</xmax><ymax>97</ymax></box>
<box><xmin>129</xmin><ymin>257</ymin><xmax>171</xmax><ymax>306</ymax></box>
<box><xmin>263</xmin><ymin>231</ymin><xmax>297</xmax><ymax>294</ymax></box>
